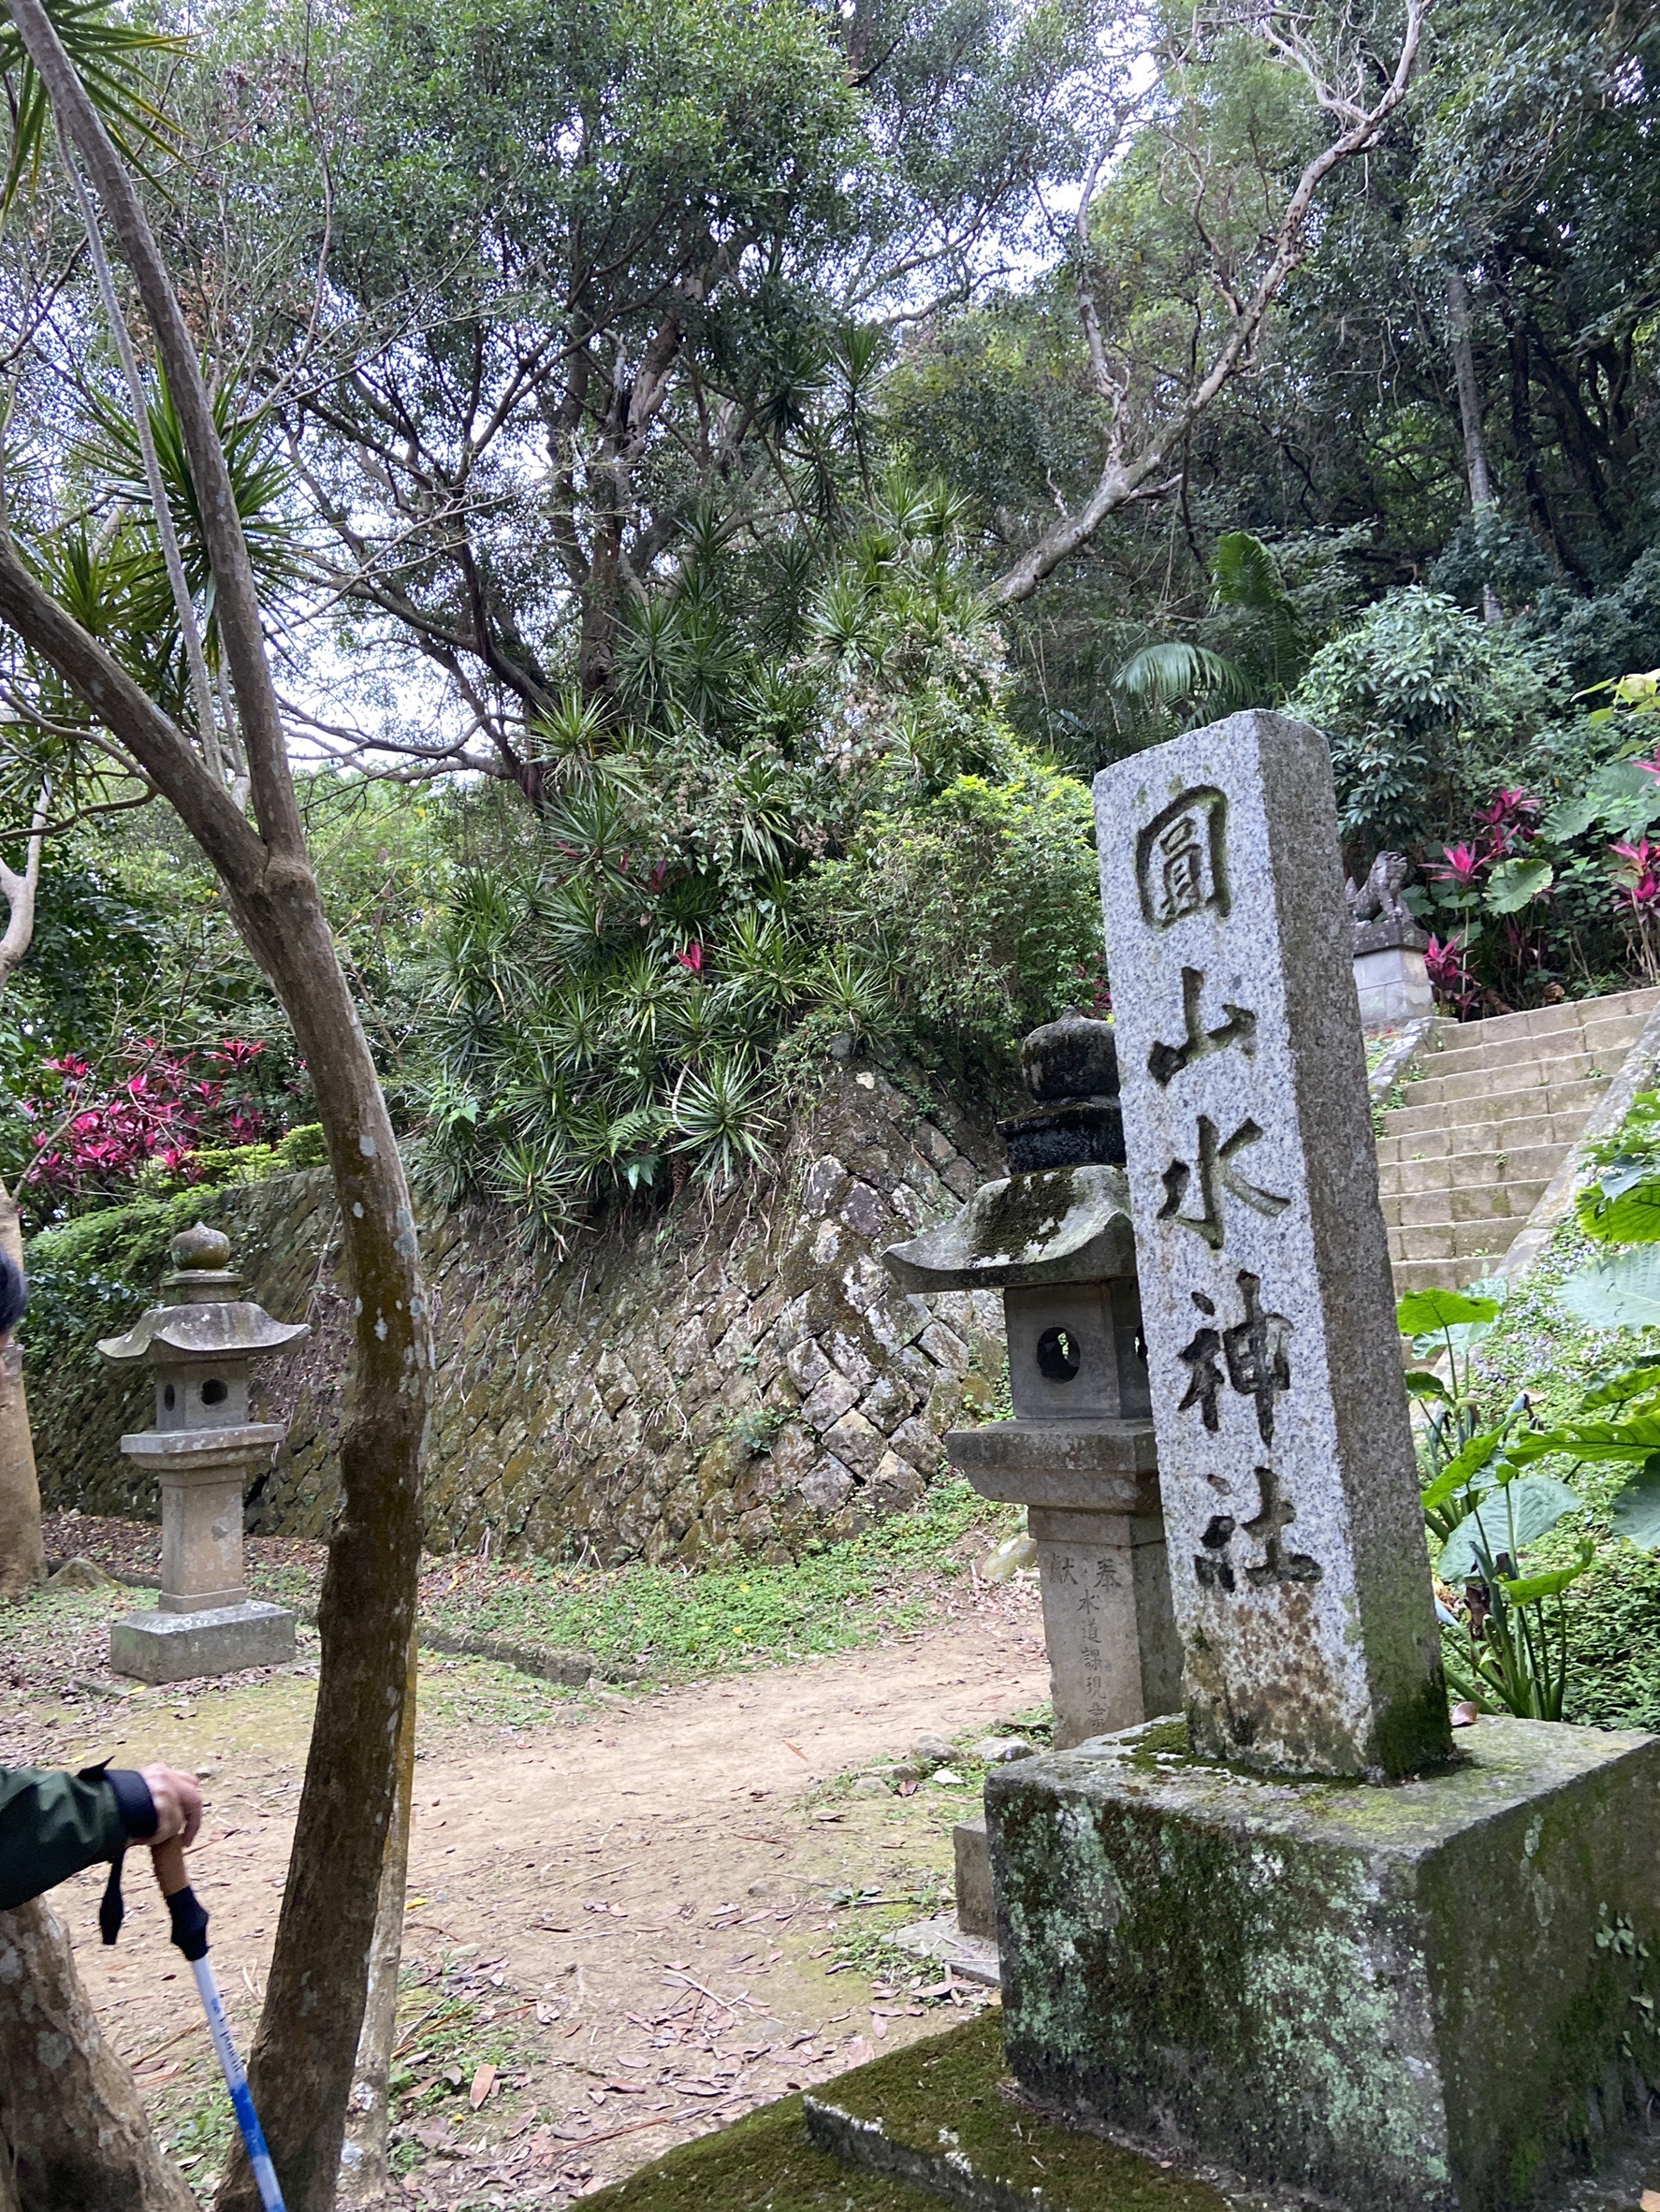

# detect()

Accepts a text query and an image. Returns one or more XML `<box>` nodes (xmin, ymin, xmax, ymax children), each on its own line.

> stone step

<box><xmin>1376</xmin><ymin>1114</ymin><xmax>1581</xmax><ymax>1169</ymax></box>
<box><xmin>1416</xmin><ymin>987</ymin><xmax>1660</xmax><ymax>1055</ymax></box>
<box><xmin>1391</xmin><ymin>1252</ymin><xmax>1511</xmax><ymax>1295</ymax></box>
<box><xmin>1415</xmin><ymin>1009</ymin><xmax>1649</xmax><ymax>1083</ymax></box>
<box><xmin>1380</xmin><ymin>1178</ymin><xmax>1551</xmax><ymax>1230</ymax></box>
<box><xmin>1379</xmin><ymin>984</ymin><xmax>1658</xmax><ymax>1301</ymax></box>
<box><xmin>1377</xmin><ymin>1141</ymin><xmax>1565</xmax><ymax>1199</ymax></box>
<box><xmin>1393</xmin><ymin>1049</ymin><xmax>1612</xmax><ymax>1113</ymax></box>
<box><xmin>1387</xmin><ymin>1217</ymin><xmax>1523</xmax><ymax>1264</ymax></box>
<box><xmin>1380</xmin><ymin>1073</ymin><xmax>1609</xmax><ymax>1140</ymax></box>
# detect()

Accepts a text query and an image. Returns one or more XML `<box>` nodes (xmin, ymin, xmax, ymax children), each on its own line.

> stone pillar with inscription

<box><xmin>1099</xmin><ymin>714</ymin><xmax>1447</xmax><ymax>1775</ymax></box>
<box><xmin>984</xmin><ymin>713</ymin><xmax>1660</xmax><ymax>2212</ymax></box>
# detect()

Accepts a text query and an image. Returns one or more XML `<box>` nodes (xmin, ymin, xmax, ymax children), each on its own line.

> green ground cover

<box><xmin>417</xmin><ymin>1479</ymin><xmax>1021</xmax><ymax>1686</ymax></box>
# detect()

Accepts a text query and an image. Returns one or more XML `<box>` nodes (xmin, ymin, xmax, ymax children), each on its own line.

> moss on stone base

<box><xmin>807</xmin><ymin>2014</ymin><xmax>1234</xmax><ymax>2210</ymax></box>
<box><xmin>589</xmin><ymin>2020</ymin><xmax>1241</xmax><ymax>2212</ymax></box>
<box><xmin>582</xmin><ymin>2089</ymin><xmax>934</xmax><ymax>2211</ymax></box>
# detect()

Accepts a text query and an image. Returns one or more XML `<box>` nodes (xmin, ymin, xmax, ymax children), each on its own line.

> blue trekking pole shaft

<box><xmin>154</xmin><ymin>1839</ymin><xmax>288</xmax><ymax>2212</ymax></box>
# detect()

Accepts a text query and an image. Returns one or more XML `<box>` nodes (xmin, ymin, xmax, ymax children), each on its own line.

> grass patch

<box><xmin>421</xmin><ymin>1479</ymin><xmax>1018</xmax><ymax>1685</ymax></box>
<box><xmin>162</xmin><ymin>2079</ymin><xmax>236</xmax><ymax>2204</ymax></box>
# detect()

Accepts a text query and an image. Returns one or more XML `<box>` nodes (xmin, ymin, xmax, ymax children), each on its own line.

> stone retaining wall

<box><xmin>31</xmin><ymin>1066</ymin><xmax>1006</xmax><ymax>1564</ymax></box>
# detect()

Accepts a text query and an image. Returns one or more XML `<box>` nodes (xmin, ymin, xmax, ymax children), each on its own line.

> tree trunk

<box><xmin>1447</xmin><ymin>269</ymin><xmax>1502</xmax><ymax>624</ymax></box>
<box><xmin>0</xmin><ymin>789</ymin><xmax>48</xmax><ymax>1600</ymax></box>
<box><xmin>212</xmin><ymin>897</ymin><xmax>429</xmax><ymax>2212</ymax></box>
<box><xmin>337</xmin><ymin>1627</ymin><xmax>417</xmax><ymax>2206</ymax></box>
<box><xmin>1495</xmin><ymin>269</ymin><xmax>1583</xmax><ymax>580</ymax></box>
<box><xmin>0</xmin><ymin>10</ymin><xmax>434</xmax><ymax>2206</ymax></box>
<box><xmin>0</xmin><ymin>1899</ymin><xmax>195</xmax><ymax>2211</ymax></box>
<box><xmin>0</xmin><ymin>1181</ymin><xmax>42</xmax><ymax>1600</ymax></box>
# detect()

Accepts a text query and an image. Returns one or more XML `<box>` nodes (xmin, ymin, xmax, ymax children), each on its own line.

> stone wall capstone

<box><xmin>31</xmin><ymin>1066</ymin><xmax>1006</xmax><ymax>1563</ymax></box>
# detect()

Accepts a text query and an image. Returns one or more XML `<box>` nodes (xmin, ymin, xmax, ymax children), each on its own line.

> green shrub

<box><xmin>1292</xmin><ymin>587</ymin><xmax>1571</xmax><ymax>854</ymax></box>
<box><xmin>807</xmin><ymin>748</ymin><xmax>1102</xmax><ymax>1087</ymax></box>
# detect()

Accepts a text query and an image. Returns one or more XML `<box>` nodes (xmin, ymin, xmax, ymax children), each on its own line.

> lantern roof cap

<box><xmin>882</xmin><ymin>1163</ymin><xmax>1135</xmax><ymax>1291</ymax></box>
<box><xmin>96</xmin><ymin>1224</ymin><xmax>309</xmax><ymax>1368</ymax></box>
<box><xmin>97</xmin><ymin>1301</ymin><xmax>310</xmax><ymax>1368</ymax></box>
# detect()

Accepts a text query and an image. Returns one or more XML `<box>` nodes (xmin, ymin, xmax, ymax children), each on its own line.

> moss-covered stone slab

<box><xmin>582</xmin><ymin>2088</ymin><xmax>934</xmax><ymax>2211</ymax></box>
<box><xmin>988</xmin><ymin>1712</ymin><xmax>1660</xmax><ymax>2210</ymax></box>
<box><xmin>586</xmin><ymin>2020</ymin><xmax>1248</xmax><ymax>2212</ymax></box>
<box><xmin>804</xmin><ymin>2014</ymin><xmax>1242</xmax><ymax>2210</ymax></box>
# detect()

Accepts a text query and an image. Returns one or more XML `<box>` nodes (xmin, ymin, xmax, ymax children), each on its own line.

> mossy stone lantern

<box><xmin>884</xmin><ymin>1011</ymin><xmax>1180</xmax><ymax>1750</ymax></box>
<box><xmin>98</xmin><ymin>1222</ymin><xmax>308</xmax><ymax>1683</ymax></box>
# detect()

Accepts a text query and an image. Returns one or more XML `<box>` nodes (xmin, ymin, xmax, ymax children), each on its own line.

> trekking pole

<box><xmin>153</xmin><ymin>1837</ymin><xmax>289</xmax><ymax>2212</ymax></box>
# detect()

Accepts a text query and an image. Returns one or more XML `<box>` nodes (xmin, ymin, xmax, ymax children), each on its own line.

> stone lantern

<box><xmin>98</xmin><ymin>1222</ymin><xmax>308</xmax><ymax>1683</ymax></box>
<box><xmin>883</xmin><ymin>1012</ymin><xmax>1180</xmax><ymax>1750</ymax></box>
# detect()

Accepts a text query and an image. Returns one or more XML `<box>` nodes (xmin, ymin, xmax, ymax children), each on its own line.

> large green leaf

<box><xmin>1484</xmin><ymin>856</ymin><xmax>1553</xmax><ymax>913</ymax></box>
<box><xmin>1420</xmin><ymin>1425</ymin><xmax>1509</xmax><ymax>1512</ymax></box>
<box><xmin>1580</xmin><ymin>1362</ymin><xmax>1660</xmax><ymax>1411</ymax></box>
<box><xmin>1436</xmin><ymin>1476</ymin><xmax>1584</xmax><ymax>1580</ymax></box>
<box><xmin>1557</xmin><ymin>1247</ymin><xmax>1660</xmax><ymax>1332</ymax></box>
<box><xmin>1610</xmin><ymin>1457</ymin><xmax>1660</xmax><ymax>1550</ymax></box>
<box><xmin>1113</xmin><ymin>642</ymin><xmax>1246</xmax><ymax>712</ymax></box>
<box><xmin>1396</xmin><ymin>1286</ymin><xmax>1504</xmax><ymax>1337</ymax></box>
<box><xmin>1540</xmin><ymin>758</ymin><xmax>1660</xmax><ymax>843</ymax></box>
<box><xmin>1500</xmin><ymin>1541</ymin><xmax>1595</xmax><ymax>1603</ymax></box>
<box><xmin>1508</xmin><ymin>1413</ymin><xmax>1660</xmax><ymax>1466</ymax></box>
<box><xmin>1577</xmin><ymin>1177</ymin><xmax>1660</xmax><ymax>1245</ymax></box>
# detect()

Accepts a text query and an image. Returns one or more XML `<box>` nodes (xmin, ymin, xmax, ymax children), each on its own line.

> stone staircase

<box><xmin>1376</xmin><ymin>985</ymin><xmax>1660</xmax><ymax>1296</ymax></box>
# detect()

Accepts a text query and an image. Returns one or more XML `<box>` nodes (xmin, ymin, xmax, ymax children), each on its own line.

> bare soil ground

<box><xmin>2</xmin><ymin>1562</ymin><xmax>1046</xmax><ymax>2208</ymax></box>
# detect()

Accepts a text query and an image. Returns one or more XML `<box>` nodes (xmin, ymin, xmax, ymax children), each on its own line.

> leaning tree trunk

<box><xmin>0</xmin><ymin>1177</ymin><xmax>42</xmax><ymax>1599</ymax></box>
<box><xmin>0</xmin><ymin>10</ymin><xmax>433</xmax><ymax>2210</ymax></box>
<box><xmin>212</xmin><ymin>895</ymin><xmax>430</xmax><ymax>2212</ymax></box>
<box><xmin>0</xmin><ymin>1899</ymin><xmax>195</xmax><ymax>2211</ymax></box>
<box><xmin>337</xmin><ymin>1626</ymin><xmax>418</xmax><ymax>2205</ymax></box>
<box><xmin>0</xmin><ymin>786</ymin><xmax>48</xmax><ymax>1600</ymax></box>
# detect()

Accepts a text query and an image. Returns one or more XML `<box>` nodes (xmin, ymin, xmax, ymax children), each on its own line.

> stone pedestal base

<box><xmin>1027</xmin><ymin>1505</ymin><xmax>1181</xmax><ymax>1749</ymax></box>
<box><xmin>987</xmin><ymin>1712</ymin><xmax>1660</xmax><ymax>2211</ymax></box>
<box><xmin>109</xmin><ymin>1600</ymin><xmax>295</xmax><ymax>1684</ymax></box>
<box><xmin>1356</xmin><ymin>939</ymin><xmax>1434</xmax><ymax>1027</ymax></box>
<box><xmin>947</xmin><ymin>1423</ymin><xmax>1180</xmax><ymax>1749</ymax></box>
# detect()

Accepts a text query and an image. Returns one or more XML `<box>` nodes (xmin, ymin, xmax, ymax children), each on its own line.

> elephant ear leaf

<box><xmin>1396</xmin><ymin>1287</ymin><xmax>1503</xmax><ymax>1332</ymax></box>
<box><xmin>1436</xmin><ymin>1476</ymin><xmax>1584</xmax><ymax>1581</ymax></box>
<box><xmin>1484</xmin><ymin>857</ymin><xmax>1553</xmax><ymax>914</ymax></box>
<box><xmin>1577</xmin><ymin>1177</ymin><xmax>1660</xmax><ymax>1245</ymax></box>
<box><xmin>1557</xmin><ymin>1248</ymin><xmax>1660</xmax><ymax>1332</ymax></box>
<box><xmin>1580</xmin><ymin>1363</ymin><xmax>1660</xmax><ymax>1412</ymax></box>
<box><xmin>1610</xmin><ymin>1455</ymin><xmax>1660</xmax><ymax>1551</ymax></box>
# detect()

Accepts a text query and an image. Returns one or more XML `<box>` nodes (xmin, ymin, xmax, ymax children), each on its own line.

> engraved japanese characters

<box><xmin>1094</xmin><ymin>711</ymin><xmax>1449</xmax><ymax>1777</ymax></box>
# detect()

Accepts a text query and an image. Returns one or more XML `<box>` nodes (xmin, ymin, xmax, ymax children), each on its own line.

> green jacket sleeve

<box><xmin>0</xmin><ymin>1765</ymin><xmax>128</xmax><ymax>1911</ymax></box>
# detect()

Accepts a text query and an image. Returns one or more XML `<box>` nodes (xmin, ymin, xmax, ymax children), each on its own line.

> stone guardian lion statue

<box><xmin>1345</xmin><ymin>851</ymin><xmax>1413</xmax><ymax>926</ymax></box>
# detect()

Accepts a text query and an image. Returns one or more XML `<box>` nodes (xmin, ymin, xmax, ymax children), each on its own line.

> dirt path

<box><xmin>44</xmin><ymin>1596</ymin><xmax>1046</xmax><ymax>2204</ymax></box>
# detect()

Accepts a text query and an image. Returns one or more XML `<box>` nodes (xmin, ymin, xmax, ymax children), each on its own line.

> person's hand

<box><xmin>139</xmin><ymin>1765</ymin><xmax>203</xmax><ymax>1849</ymax></box>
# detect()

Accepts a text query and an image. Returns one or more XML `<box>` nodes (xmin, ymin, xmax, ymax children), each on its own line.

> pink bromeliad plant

<box><xmin>1473</xmin><ymin>787</ymin><xmax>1540</xmax><ymax>858</ymax></box>
<box><xmin>1428</xmin><ymin>841</ymin><xmax>1486</xmax><ymax>894</ymax></box>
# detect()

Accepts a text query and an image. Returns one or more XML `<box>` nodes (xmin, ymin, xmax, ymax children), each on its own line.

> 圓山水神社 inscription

<box><xmin>1095</xmin><ymin>711</ymin><xmax>1449</xmax><ymax>1778</ymax></box>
